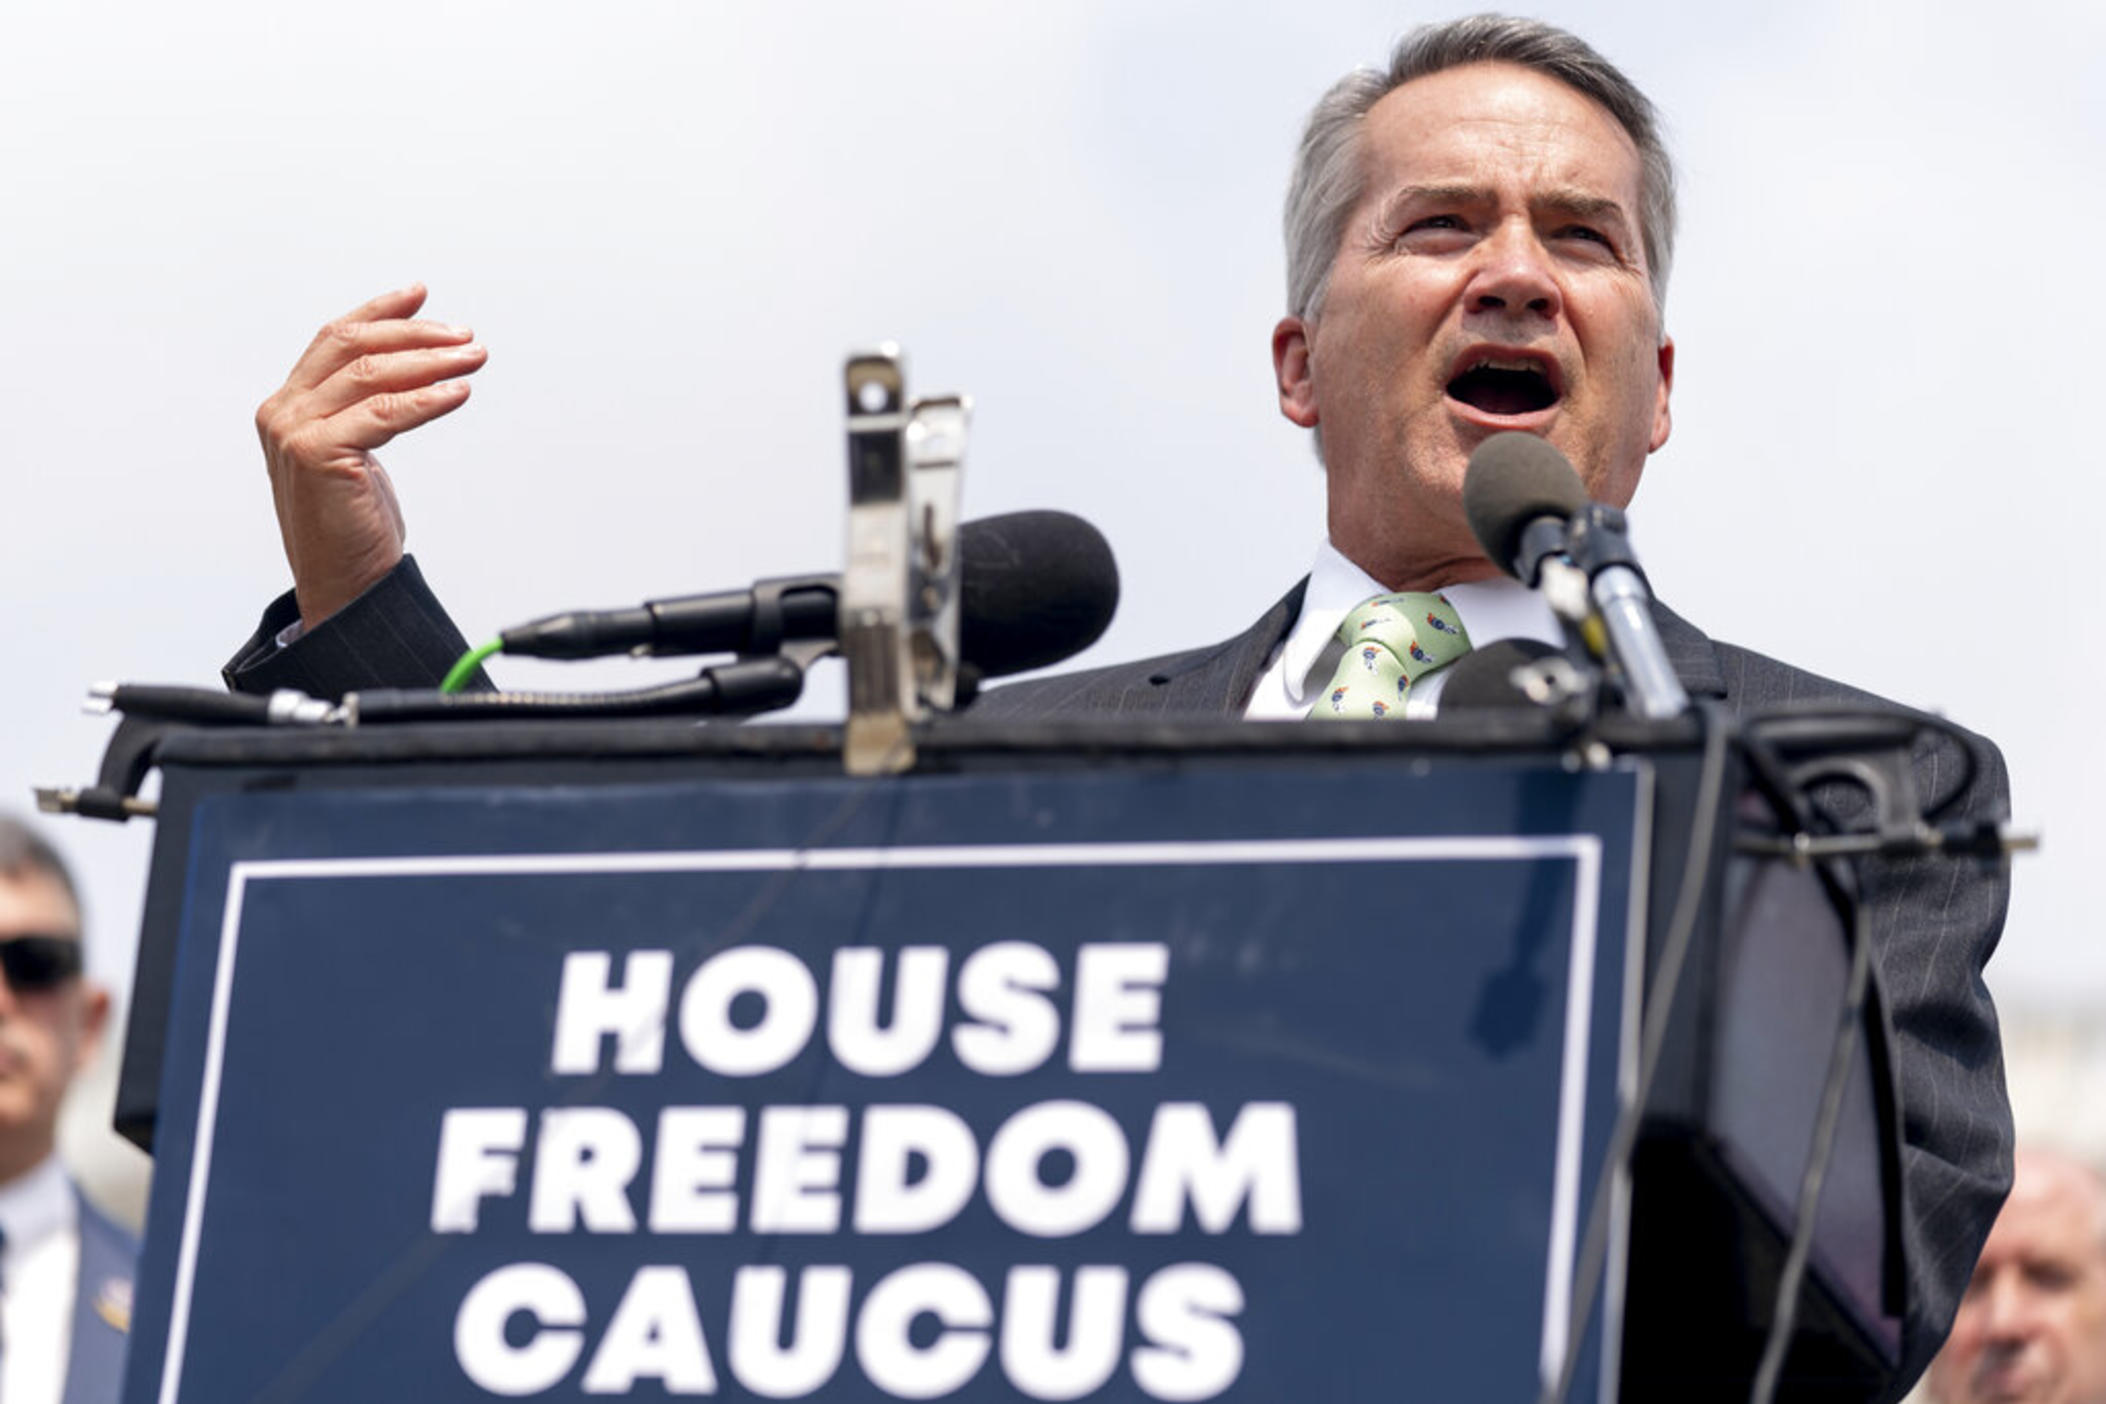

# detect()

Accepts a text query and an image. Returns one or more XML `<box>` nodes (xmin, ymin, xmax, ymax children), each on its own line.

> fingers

<box><xmin>299</xmin><ymin>340</ymin><xmax>488</xmax><ymax>421</ymax></box>
<box><xmin>281</xmin><ymin>283</ymin><xmax>475</xmax><ymax>395</ymax></box>
<box><xmin>255</xmin><ymin>277</ymin><xmax>488</xmax><ymax>462</ymax></box>
<box><xmin>315</xmin><ymin>378</ymin><xmax>476</xmax><ymax>456</ymax></box>
<box><xmin>341</xmin><ymin>283</ymin><xmax>429</xmax><ymax>324</ymax></box>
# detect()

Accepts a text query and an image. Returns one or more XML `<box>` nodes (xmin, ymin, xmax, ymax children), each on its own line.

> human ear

<box><xmin>1273</xmin><ymin>317</ymin><xmax>1319</xmax><ymax>429</ymax></box>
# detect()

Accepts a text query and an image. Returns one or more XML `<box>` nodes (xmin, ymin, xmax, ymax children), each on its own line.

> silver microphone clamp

<box><xmin>840</xmin><ymin>346</ymin><xmax>971</xmax><ymax>776</ymax></box>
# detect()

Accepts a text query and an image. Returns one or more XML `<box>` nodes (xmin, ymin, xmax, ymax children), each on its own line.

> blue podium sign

<box><xmin>128</xmin><ymin>757</ymin><xmax>1648</xmax><ymax>1403</ymax></box>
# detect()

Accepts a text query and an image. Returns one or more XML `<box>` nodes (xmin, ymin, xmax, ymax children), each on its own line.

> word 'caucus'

<box><xmin>428</xmin><ymin>941</ymin><xmax>1306</xmax><ymax>1400</ymax></box>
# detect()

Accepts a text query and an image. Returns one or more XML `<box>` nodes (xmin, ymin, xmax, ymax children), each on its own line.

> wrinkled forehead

<box><xmin>1359</xmin><ymin>62</ymin><xmax>1646</xmax><ymax>222</ymax></box>
<box><xmin>0</xmin><ymin>870</ymin><xmax>80</xmax><ymax>938</ymax></box>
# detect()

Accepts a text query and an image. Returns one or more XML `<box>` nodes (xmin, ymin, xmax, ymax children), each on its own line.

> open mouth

<box><xmin>1446</xmin><ymin>356</ymin><xmax>1560</xmax><ymax>416</ymax></box>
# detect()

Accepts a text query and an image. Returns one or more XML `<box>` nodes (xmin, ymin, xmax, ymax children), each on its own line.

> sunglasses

<box><xmin>0</xmin><ymin>935</ymin><xmax>84</xmax><ymax>993</ymax></box>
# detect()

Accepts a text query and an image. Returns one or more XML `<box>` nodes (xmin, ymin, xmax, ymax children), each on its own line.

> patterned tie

<box><xmin>1308</xmin><ymin>592</ymin><xmax>1472</xmax><ymax>720</ymax></box>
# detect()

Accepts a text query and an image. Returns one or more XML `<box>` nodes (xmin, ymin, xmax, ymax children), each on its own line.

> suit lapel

<box><xmin>63</xmin><ymin>1192</ymin><xmax>136</xmax><ymax>1404</ymax></box>
<box><xmin>1138</xmin><ymin>580</ymin><xmax>1306</xmax><ymax>716</ymax></box>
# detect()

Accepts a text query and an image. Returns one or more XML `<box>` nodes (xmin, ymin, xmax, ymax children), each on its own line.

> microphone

<box><xmin>952</xmin><ymin>510</ymin><xmax>1121</xmax><ymax>678</ymax></box>
<box><xmin>498</xmin><ymin>510</ymin><xmax>1119</xmax><ymax>683</ymax></box>
<box><xmin>1462</xmin><ymin>432</ymin><xmax>1588</xmax><ymax>586</ymax></box>
<box><xmin>1439</xmin><ymin>638</ymin><xmax>1562</xmax><ymax>711</ymax></box>
<box><xmin>1462</xmin><ymin>433</ymin><xmax>1689</xmax><ymax>720</ymax></box>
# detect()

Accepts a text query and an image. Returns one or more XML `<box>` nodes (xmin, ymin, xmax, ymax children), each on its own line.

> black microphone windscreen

<box><xmin>1440</xmin><ymin>637</ymin><xmax>1561</xmax><ymax>712</ymax></box>
<box><xmin>1463</xmin><ymin>432</ymin><xmax>1587</xmax><ymax>578</ymax></box>
<box><xmin>959</xmin><ymin>510</ymin><xmax>1120</xmax><ymax>679</ymax></box>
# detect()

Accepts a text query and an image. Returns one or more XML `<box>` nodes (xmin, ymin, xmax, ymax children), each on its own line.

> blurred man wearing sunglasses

<box><xmin>0</xmin><ymin>816</ymin><xmax>133</xmax><ymax>1404</ymax></box>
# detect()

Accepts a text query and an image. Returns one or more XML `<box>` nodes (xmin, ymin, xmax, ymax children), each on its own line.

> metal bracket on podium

<box><xmin>840</xmin><ymin>347</ymin><xmax>969</xmax><ymax>775</ymax></box>
<box><xmin>906</xmin><ymin>392</ymin><xmax>969</xmax><ymax>713</ymax></box>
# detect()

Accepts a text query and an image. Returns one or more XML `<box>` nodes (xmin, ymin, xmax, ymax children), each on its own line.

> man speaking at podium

<box><xmin>224</xmin><ymin>15</ymin><xmax>2013</xmax><ymax>1394</ymax></box>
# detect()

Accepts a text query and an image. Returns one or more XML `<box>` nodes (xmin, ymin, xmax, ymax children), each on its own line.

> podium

<box><xmin>104</xmin><ymin>714</ymin><xmax>1906</xmax><ymax>1402</ymax></box>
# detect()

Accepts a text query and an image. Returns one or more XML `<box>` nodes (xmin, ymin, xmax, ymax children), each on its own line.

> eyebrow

<box><xmin>1373</xmin><ymin>182</ymin><xmax>1636</xmax><ymax>235</ymax></box>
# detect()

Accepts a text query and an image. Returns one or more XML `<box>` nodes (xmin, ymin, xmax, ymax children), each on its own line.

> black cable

<box><xmin>1744</xmin><ymin>706</ymin><xmax>1981</xmax><ymax>824</ymax></box>
<box><xmin>101</xmin><ymin>685</ymin><xmax>278</xmax><ymax>724</ymax></box>
<box><xmin>346</xmin><ymin>656</ymin><xmax>806</xmax><ymax>724</ymax></box>
<box><xmin>1748</xmin><ymin>889</ymin><xmax>1875</xmax><ymax>1403</ymax></box>
<box><xmin>1710</xmin><ymin>721</ymin><xmax>1887</xmax><ymax>1400</ymax></box>
<box><xmin>1540</xmin><ymin>698</ymin><xmax>1732</xmax><ymax>1404</ymax></box>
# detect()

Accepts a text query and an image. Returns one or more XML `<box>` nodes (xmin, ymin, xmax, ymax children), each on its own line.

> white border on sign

<box><xmin>160</xmin><ymin>834</ymin><xmax>1608</xmax><ymax>1404</ymax></box>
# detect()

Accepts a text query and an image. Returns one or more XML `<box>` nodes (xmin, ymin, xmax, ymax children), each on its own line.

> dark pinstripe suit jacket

<box><xmin>971</xmin><ymin>578</ymin><xmax>2014</xmax><ymax>1393</ymax></box>
<box><xmin>227</xmin><ymin>559</ymin><xmax>2013</xmax><ymax>1393</ymax></box>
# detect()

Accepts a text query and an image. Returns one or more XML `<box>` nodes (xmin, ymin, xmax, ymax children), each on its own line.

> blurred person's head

<box><xmin>0</xmin><ymin>816</ymin><xmax>108</xmax><ymax>1183</ymax></box>
<box><xmin>1929</xmin><ymin>1146</ymin><xmax>2106</xmax><ymax>1404</ymax></box>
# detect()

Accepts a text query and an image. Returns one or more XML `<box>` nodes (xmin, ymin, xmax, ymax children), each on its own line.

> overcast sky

<box><xmin>2</xmin><ymin>0</ymin><xmax>2100</xmax><ymax>1022</ymax></box>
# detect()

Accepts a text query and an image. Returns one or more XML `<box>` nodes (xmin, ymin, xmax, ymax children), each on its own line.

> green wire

<box><xmin>441</xmin><ymin>637</ymin><xmax>503</xmax><ymax>694</ymax></box>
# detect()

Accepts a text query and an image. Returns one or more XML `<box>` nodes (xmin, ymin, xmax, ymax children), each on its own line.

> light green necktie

<box><xmin>1307</xmin><ymin>592</ymin><xmax>1472</xmax><ymax>720</ymax></box>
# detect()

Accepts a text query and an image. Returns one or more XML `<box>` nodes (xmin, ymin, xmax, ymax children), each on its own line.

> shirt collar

<box><xmin>1276</xmin><ymin>540</ymin><xmax>1390</xmax><ymax>704</ymax></box>
<box><xmin>1277</xmin><ymin>540</ymin><xmax>1566</xmax><ymax>705</ymax></box>
<box><xmin>0</xmin><ymin>1153</ymin><xmax>75</xmax><ymax>1257</ymax></box>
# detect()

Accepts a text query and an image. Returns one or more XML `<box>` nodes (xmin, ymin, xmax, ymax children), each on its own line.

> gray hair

<box><xmin>1284</xmin><ymin>14</ymin><xmax>1678</xmax><ymax>328</ymax></box>
<box><xmin>0</xmin><ymin>813</ymin><xmax>82</xmax><ymax>923</ymax></box>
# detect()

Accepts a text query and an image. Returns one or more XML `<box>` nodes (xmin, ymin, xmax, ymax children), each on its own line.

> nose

<box><xmin>1978</xmin><ymin>1271</ymin><xmax>2041</xmax><ymax>1344</ymax></box>
<box><xmin>1466</xmin><ymin>218</ymin><xmax>1561</xmax><ymax>321</ymax></box>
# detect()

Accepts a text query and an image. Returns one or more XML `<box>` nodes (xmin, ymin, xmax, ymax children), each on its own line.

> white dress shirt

<box><xmin>0</xmin><ymin>1153</ymin><xmax>81</xmax><ymax>1404</ymax></box>
<box><xmin>1244</xmin><ymin>538</ymin><xmax>1565</xmax><ymax>721</ymax></box>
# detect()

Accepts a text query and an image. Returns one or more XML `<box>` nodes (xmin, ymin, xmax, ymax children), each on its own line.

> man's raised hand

<box><xmin>255</xmin><ymin>284</ymin><xmax>488</xmax><ymax>629</ymax></box>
